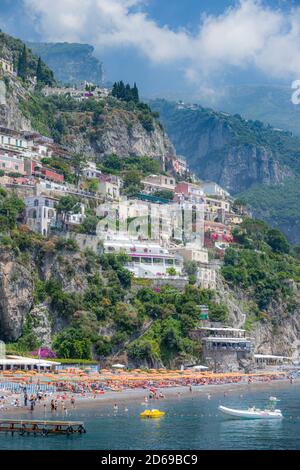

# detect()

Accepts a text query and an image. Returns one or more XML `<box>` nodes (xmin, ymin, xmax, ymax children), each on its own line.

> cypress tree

<box><xmin>132</xmin><ymin>83</ymin><xmax>139</xmax><ymax>103</ymax></box>
<box><xmin>36</xmin><ymin>57</ymin><xmax>43</xmax><ymax>83</ymax></box>
<box><xmin>17</xmin><ymin>45</ymin><xmax>28</xmax><ymax>80</ymax></box>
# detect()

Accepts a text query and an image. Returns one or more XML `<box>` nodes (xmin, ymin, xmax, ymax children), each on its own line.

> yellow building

<box><xmin>0</xmin><ymin>58</ymin><xmax>14</xmax><ymax>75</ymax></box>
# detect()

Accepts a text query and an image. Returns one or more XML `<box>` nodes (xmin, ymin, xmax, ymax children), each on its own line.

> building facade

<box><xmin>24</xmin><ymin>196</ymin><xmax>57</xmax><ymax>236</ymax></box>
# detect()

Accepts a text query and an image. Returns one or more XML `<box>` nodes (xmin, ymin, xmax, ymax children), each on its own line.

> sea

<box><xmin>0</xmin><ymin>381</ymin><xmax>300</xmax><ymax>450</ymax></box>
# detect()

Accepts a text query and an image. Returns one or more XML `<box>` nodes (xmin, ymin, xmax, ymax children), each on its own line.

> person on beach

<box><xmin>189</xmin><ymin>385</ymin><xmax>192</xmax><ymax>393</ymax></box>
<box><xmin>70</xmin><ymin>396</ymin><xmax>75</xmax><ymax>408</ymax></box>
<box><xmin>30</xmin><ymin>397</ymin><xmax>35</xmax><ymax>411</ymax></box>
<box><xmin>113</xmin><ymin>403</ymin><xmax>118</xmax><ymax>411</ymax></box>
<box><xmin>50</xmin><ymin>399</ymin><xmax>55</xmax><ymax>412</ymax></box>
<box><xmin>24</xmin><ymin>392</ymin><xmax>28</xmax><ymax>407</ymax></box>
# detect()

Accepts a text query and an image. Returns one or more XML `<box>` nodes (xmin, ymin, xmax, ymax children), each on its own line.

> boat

<box><xmin>219</xmin><ymin>397</ymin><xmax>283</xmax><ymax>420</ymax></box>
<box><xmin>140</xmin><ymin>409</ymin><xmax>165</xmax><ymax>418</ymax></box>
<box><xmin>218</xmin><ymin>405</ymin><xmax>283</xmax><ymax>419</ymax></box>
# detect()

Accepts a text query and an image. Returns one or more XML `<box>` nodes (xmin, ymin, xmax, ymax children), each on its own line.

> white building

<box><xmin>83</xmin><ymin>161</ymin><xmax>102</xmax><ymax>179</ymax></box>
<box><xmin>197</xmin><ymin>265</ymin><xmax>217</xmax><ymax>290</ymax></box>
<box><xmin>141</xmin><ymin>174</ymin><xmax>176</xmax><ymax>194</ymax></box>
<box><xmin>98</xmin><ymin>176</ymin><xmax>121</xmax><ymax>200</ymax></box>
<box><xmin>0</xmin><ymin>128</ymin><xmax>29</xmax><ymax>152</ymax></box>
<box><xmin>200</xmin><ymin>181</ymin><xmax>230</xmax><ymax>198</ymax></box>
<box><xmin>24</xmin><ymin>195</ymin><xmax>57</xmax><ymax>236</ymax></box>
<box><xmin>63</xmin><ymin>203</ymin><xmax>86</xmax><ymax>230</ymax></box>
<box><xmin>0</xmin><ymin>355</ymin><xmax>59</xmax><ymax>371</ymax></box>
<box><xmin>103</xmin><ymin>234</ymin><xmax>185</xmax><ymax>279</ymax></box>
<box><xmin>170</xmin><ymin>244</ymin><xmax>209</xmax><ymax>264</ymax></box>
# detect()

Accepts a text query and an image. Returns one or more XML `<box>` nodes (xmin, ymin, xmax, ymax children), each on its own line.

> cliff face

<box><xmin>66</xmin><ymin>108</ymin><xmax>175</xmax><ymax>160</ymax></box>
<box><xmin>27</xmin><ymin>42</ymin><xmax>104</xmax><ymax>86</ymax></box>
<box><xmin>199</xmin><ymin>144</ymin><xmax>290</xmax><ymax>195</ymax></box>
<box><xmin>0</xmin><ymin>249</ymin><xmax>34</xmax><ymax>341</ymax></box>
<box><xmin>151</xmin><ymin>99</ymin><xmax>300</xmax><ymax>243</ymax></box>
<box><xmin>0</xmin><ymin>77</ymin><xmax>32</xmax><ymax>131</ymax></box>
<box><xmin>217</xmin><ymin>274</ymin><xmax>300</xmax><ymax>362</ymax></box>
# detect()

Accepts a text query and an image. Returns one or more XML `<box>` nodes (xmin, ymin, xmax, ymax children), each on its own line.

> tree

<box><xmin>53</xmin><ymin>328</ymin><xmax>92</xmax><ymax>359</ymax></box>
<box><xmin>132</xmin><ymin>82</ymin><xmax>139</xmax><ymax>103</ymax></box>
<box><xmin>56</xmin><ymin>195</ymin><xmax>80</xmax><ymax>226</ymax></box>
<box><xmin>80</xmin><ymin>215</ymin><xmax>99</xmax><ymax>235</ymax></box>
<box><xmin>85</xmin><ymin>178</ymin><xmax>99</xmax><ymax>193</ymax></box>
<box><xmin>0</xmin><ymin>193</ymin><xmax>25</xmax><ymax>230</ymax></box>
<box><xmin>17</xmin><ymin>45</ymin><xmax>28</xmax><ymax>80</ymax></box>
<box><xmin>36</xmin><ymin>57</ymin><xmax>43</xmax><ymax>83</ymax></box>
<box><xmin>153</xmin><ymin>189</ymin><xmax>174</xmax><ymax>200</ymax></box>
<box><xmin>266</xmin><ymin>229</ymin><xmax>290</xmax><ymax>254</ymax></box>
<box><xmin>70</xmin><ymin>153</ymin><xmax>87</xmax><ymax>188</ymax></box>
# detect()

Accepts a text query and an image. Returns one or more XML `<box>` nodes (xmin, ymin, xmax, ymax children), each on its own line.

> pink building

<box><xmin>0</xmin><ymin>151</ymin><xmax>25</xmax><ymax>175</ymax></box>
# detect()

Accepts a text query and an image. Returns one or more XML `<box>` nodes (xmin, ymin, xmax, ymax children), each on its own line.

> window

<box><xmin>165</xmin><ymin>258</ymin><xmax>174</xmax><ymax>266</ymax></box>
<box><xmin>34</xmin><ymin>199</ymin><xmax>39</xmax><ymax>207</ymax></box>
<box><xmin>141</xmin><ymin>257</ymin><xmax>152</xmax><ymax>264</ymax></box>
<box><xmin>153</xmin><ymin>258</ymin><xmax>164</xmax><ymax>265</ymax></box>
<box><xmin>45</xmin><ymin>199</ymin><xmax>49</xmax><ymax>207</ymax></box>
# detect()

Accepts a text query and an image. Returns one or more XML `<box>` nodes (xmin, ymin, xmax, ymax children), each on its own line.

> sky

<box><xmin>1</xmin><ymin>0</ymin><xmax>300</xmax><ymax>99</ymax></box>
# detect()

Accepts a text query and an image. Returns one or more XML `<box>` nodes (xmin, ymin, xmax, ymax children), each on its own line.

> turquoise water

<box><xmin>1</xmin><ymin>381</ymin><xmax>300</xmax><ymax>450</ymax></box>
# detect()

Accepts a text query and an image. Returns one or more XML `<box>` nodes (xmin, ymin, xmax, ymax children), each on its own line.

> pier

<box><xmin>0</xmin><ymin>418</ymin><xmax>86</xmax><ymax>436</ymax></box>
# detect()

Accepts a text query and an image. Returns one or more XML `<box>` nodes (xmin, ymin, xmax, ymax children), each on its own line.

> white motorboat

<box><xmin>218</xmin><ymin>405</ymin><xmax>283</xmax><ymax>420</ymax></box>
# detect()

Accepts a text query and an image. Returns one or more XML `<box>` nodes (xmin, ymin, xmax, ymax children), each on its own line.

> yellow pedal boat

<box><xmin>140</xmin><ymin>409</ymin><xmax>165</xmax><ymax>418</ymax></box>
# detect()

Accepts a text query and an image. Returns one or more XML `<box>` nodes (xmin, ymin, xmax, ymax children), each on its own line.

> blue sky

<box><xmin>1</xmin><ymin>1</ymin><xmax>300</xmax><ymax>99</ymax></box>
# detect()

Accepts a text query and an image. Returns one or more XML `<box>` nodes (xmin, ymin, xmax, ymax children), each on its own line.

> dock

<box><xmin>0</xmin><ymin>418</ymin><xmax>86</xmax><ymax>436</ymax></box>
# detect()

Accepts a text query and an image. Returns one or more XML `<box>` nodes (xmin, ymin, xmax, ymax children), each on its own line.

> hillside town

<box><xmin>1</xmin><ymin>48</ymin><xmax>298</xmax><ymax>378</ymax></box>
<box><xmin>0</xmin><ymin>119</ymin><xmax>245</xmax><ymax>290</ymax></box>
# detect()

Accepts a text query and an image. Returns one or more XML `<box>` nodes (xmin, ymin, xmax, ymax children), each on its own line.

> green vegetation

<box><xmin>112</xmin><ymin>81</ymin><xmax>139</xmax><ymax>103</ymax></box>
<box><xmin>0</xmin><ymin>31</ymin><xmax>55</xmax><ymax>85</ymax></box>
<box><xmin>99</xmin><ymin>154</ymin><xmax>161</xmax><ymax>177</ymax></box>
<box><xmin>222</xmin><ymin>219</ymin><xmax>300</xmax><ymax>312</ymax></box>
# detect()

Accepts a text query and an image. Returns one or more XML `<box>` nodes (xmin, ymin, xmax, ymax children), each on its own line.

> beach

<box><xmin>0</xmin><ymin>368</ymin><xmax>295</xmax><ymax>415</ymax></box>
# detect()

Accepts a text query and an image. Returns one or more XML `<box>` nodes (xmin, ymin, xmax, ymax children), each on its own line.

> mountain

<box><xmin>26</xmin><ymin>42</ymin><xmax>104</xmax><ymax>85</ymax></box>
<box><xmin>0</xmin><ymin>31</ymin><xmax>55</xmax><ymax>85</ymax></box>
<box><xmin>0</xmin><ymin>37</ymin><xmax>173</xmax><ymax>160</ymax></box>
<box><xmin>156</xmin><ymin>84</ymin><xmax>300</xmax><ymax>138</ymax></box>
<box><xmin>150</xmin><ymin>99</ymin><xmax>300</xmax><ymax>244</ymax></box>
<box><xmin>203</xmin><ymin>85</ymin><xmax>300</xmax><ymax>139</ymax></box>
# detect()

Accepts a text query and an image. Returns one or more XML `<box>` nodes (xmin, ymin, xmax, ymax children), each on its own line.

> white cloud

<box><xmin>24</xmin><ymin>0</ymin><xmax>300</xmax><ymax>81</ymax></box>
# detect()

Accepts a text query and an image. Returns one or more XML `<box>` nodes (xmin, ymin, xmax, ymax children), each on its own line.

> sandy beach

<box><xmin>1</xmin><ymin>374</ymin><xmax>297</xmax><ymax>416</ymax></box>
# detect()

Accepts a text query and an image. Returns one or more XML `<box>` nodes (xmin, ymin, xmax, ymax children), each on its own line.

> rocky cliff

<box><xmin>217</xmin><ymin>273</ymin><xmax>300</xmax><ymax>362</ymax></box>
<box><xmin>64</xmin><ymin>107</ymin><xmax>175</xmax><ymax>160</ymax></box>
<box><xmin>0</xmin><ymin>76</ymin><xmax>32</xmax><ymax>131</ymax></box>
<box><xmin>0</xmin><ymin>249</ymin><xmax>34</xmax><ymax>341</ymax></box>
<box><xmin>151</xmin><ymin>99</ymin><xmax>300</xmax><ymax>243</ymax></box>
<box><xmin>27</xmin><ymin>42</ymin><xmax>104</xmax><ymax>86</ymax></box>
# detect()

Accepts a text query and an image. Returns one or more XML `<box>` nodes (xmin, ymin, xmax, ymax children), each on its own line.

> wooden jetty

<box><xmin>0</xmin><ymin>418</ymin><xmax>86</xmax><ymax>436</ymax></box>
